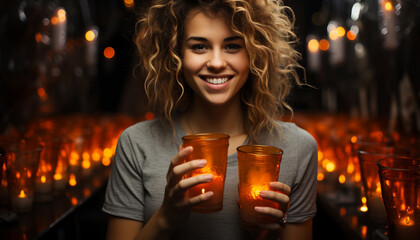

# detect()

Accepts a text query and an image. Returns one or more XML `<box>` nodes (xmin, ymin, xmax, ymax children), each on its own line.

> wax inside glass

<box><xmin>182</xmin><ymin>133</ymin><xmax>229</xmax><ymax>213</ymax></box>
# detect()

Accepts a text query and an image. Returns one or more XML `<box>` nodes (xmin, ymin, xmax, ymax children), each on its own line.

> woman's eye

<box><xmin>191</xmin><ymin>44</ymin><xmax>207</xmax><ymax>52</ymax></box>
<box><xmin>226</xmin><ymin>44</ymin><xmax>242</xmax><ymax>51</ymax></box>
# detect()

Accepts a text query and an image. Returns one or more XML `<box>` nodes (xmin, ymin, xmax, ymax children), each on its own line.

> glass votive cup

<box><xmin>237</xmin><ymin>145</ymin><xmax>283</xmax><ymax>230</ymax></box>
<box><xmin>357</xmin><ymin>145</ymin><xmax>409</xmax><ymax>224</ymax></box>
<box><xmin>34</xmin><ymin>135</ymin><xmax>61</xmax><ymax>202</ymax></box>
<box><xmin>53</xmin><ymin>137</ymin><xmax>72</xmax><ymax>194</ymax></box>
<box><xmin>182</xmin><ymin>133</ymin><xmax>229</xmax><ymax>213</ymax></box>
<box><xmin>6</xmin><ymin>140</ymin><xmax>43</xmax><ymax>213</ymax></box>
<box><xmin>377</xmin><ymin>157</ymin><xmax>420</xmax><ymax>240</ymax></box>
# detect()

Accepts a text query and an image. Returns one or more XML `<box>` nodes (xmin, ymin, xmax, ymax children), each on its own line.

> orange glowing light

<box><xmin>82</xmin><ymin>160</ymin><xmax>91</xmax><ymax>169</ymax></box>
<box><xmin>124</xmin><ymin>0</ymin><xmax>134</xmax><ymax>8</ymax></box>
<box><xmin>384</xmin><ymin>1</ymin><xmax>393</xmax><ymax>11</ymax></box>
<box><xmin>103</xmin><ymin>148</ymin><xmax>113</xmax><ymax>158</ymax></box>
<box><xmin>41</xmin><ymin>175</ymin><xmax>47</xmax><ymax>183</ymax></box>
<box><xmin>339</xmin><ymin>207</ymin><xmax>346</xmax><ymax>216</ymax></box>
<box><xmin>351</xmin><ymin>136</ymin><xmax>357</xmax><ymax>143</ymax></box>
<box><xmin>326</xmin><ymin>162</ymin><xmax>335</xmax><ymax>172</ymax></box>
<box><xmin>84</xmin><ymin>189</ymin><xmax>91</xmax><ymax>197</ymax></box>
<box><xmin>92</xmin><ymin>150</ymin><xmax>101</xmax><ymax>161</ymax></box>
<box><xmin>71</xmin><ymin>197</ymin><xmax>78</xmax><ymax>206</ymax></box>
<box><xmin>308</xmin><ymin>39</ymin><xmax>319</xmax><ymax>53</ymax></box>
<box><xmin>317</xmin><ymin>151</ymin><xmax>324</xmax><ymax>161</ymax></box>
<box><xmin>16</xmin><ymin>172</ymin><xmax>21</xmax><ymax>179</ymax></box>
<box><xmin>336</xmin><ymin>27</ymin><xmax>346</xmax><ymax>37</ymax></box>
<box><xmin>347</xmin><ymin>30</ymin><xmax>357</xmax><ymax>40</ymax></box>
<box><xmin>339</xmin><ymin>174</ymin><xmax>346</xmax><ymax>184</ymax></box>
<box><xmin>85</xmin><ymin>30</ymin><xmax>96</xmax><ymax>42</ymax></box>
<box><xmin>27</xmin><ymin>170</ymin><xmax>32</xmax><ymax>178</ymax></box>
<box><xmin>202</xmin><ymin>188</ymin><xmax>205</xmax><ymax>194</ymax></box>
<box><xmin>104</xmin><ymin>47</ymin><xmax>115</xmax><ymax>59</ymax></box>
<box><xmin>319</xmin><ymin>39</ymin><xmax>329</xmax><ymax>51</ymax></box>
<box><xmin>347</xmin><ymin>162</ymin><xmax>355</xmax><ymax>174</ymax></box>
<box><xmin>400</xmin><ymin>216</ymin><xmax>414</xmax><ymax>226</ymax></box>
<box><xmin>51</xmin><ymin>16</ymin><xmax>58</xmax><ymax>25</ymax></box>
<box><xmin>249</xmin><ymin>185</ymin><xmax>270</xmax><ymax>199</ymax></box>
<box><xmin>35</xmin><ymin>33</ymin><xmax>42</xmax><ymax>42</ymax></box>
<box><xmin>102</xmin><ymin>157</ymin><xmax>111</xmax><ymax>166</ymax></box>
<box><xmin>361</xmin><ymin>197</ymin><xmax>367</xmax><ymax>204</ymax></box>
<box><xmin>145</xmin><ymin>112</ymin><xmax>155</xmax><ymax>120</ymax></box>
<box><xmin>317</xmin><ymin>172</ymin><xmax>325</xmax><ymax>181</ymax></box>
<box><xmin>69</xmin><ymin>174</ymin><xmax>77</xmax><ymax>186</ymax></box>
<box><xmin>57</xmin><ymin>9</ymin><xmax>66</xmax><ymax>22</ymax></box>
<box><xmin>18</xmin><ymin>190</ymin><xmax>27</xmax><ymax>198</ymax></box>
<box><xmin>360</xmin><ymin>205</ymin><xmax>368</xmax><ymax>212</ymax></box>
<box><xmin>54</xmin><ymin>173</ymin><xmax>63</xmax><ymax>181</ymax></box>
<box><xmin>82</xmin><ymin>152</ymin><xmax>90</xmax><ymax>161</ymax></box>
<box><xmin>355</xmin><ymin>172</ymin><xmax>361</xmax><ymax>182</ymax></box>
<box><xmin>361</xmin><ymin>226</ymin><xmax>367</xmax><ymax>239</ymax></box>
<box><xmin>37</xmin><ymin>87</ymin><xmax>46</xmax><ymax>97</ymax></box>
<box><xmin>329</xmin><ymin>29</ymin><xmax>338</xmax><ymax>40</ymax></box>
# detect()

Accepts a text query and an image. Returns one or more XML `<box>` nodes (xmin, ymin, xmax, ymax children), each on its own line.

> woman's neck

<box><xmin>182</xmin><ymin>95</ymin><xmax>245</xmax><ymax>137</ymax></box>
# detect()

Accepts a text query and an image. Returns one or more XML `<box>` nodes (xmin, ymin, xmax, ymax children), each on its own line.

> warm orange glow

<box><xmin>326</xmin><ymin>162</ymin><xmax>335</xmax><ymax>172</ymax></box>
<box><xmin>57</xmin><ymin>9</ymin><xmax>66</xmax><ymax>22</ymax></box>
<box><xmin>85</xmin><ymin>30</ymin><xmax>96</xmax><ymax>42</ymax></box>
<box><xmin>103</xmin><ymin>148</ymin><xmax>113</xmax><ymax>158</ymax></box>
<box><xmin>347</xmin><ymin>162</ymin><xmax>355</xmax><ymax>174</ymax></box>
<box><xmin>16</xmin><ymin>172</ymin><xmax>21</xmax><ymax>179</ymax></box>
<box><xmin>355</xmin><ymin>172</ymin><xmax>361</xmax><ymax>182</ymax></box>
<box><xmin>384</xmin><ymin>1</ymin><xmax>393</xmax><ymax>11</ymax></box>
<box><xmin>41</xmin><ymin>175</ymin><xmax>47</xmax><ymax>183</ymax></box>
<box><xmin>84</xmin><ymin>188</ymin><xmax>91</xmax><ymax>197</ymax></box>
<box><xmin>308</xmin><ymin>39</ymin><xmax>319</xmax><ymax>53</ymax></box>
<box><xmin>319</xmin><ymin>39</ymin><xmax>329</xmax><ymax>51</ymax></box>
<box><xmin>360</xmin><ymin>205</ymin><xmax>368</xmax><ymax>212</ymax></box>
<box><xmin>82</xmin><ymin>152</ymin><xmax>90</xmax><ymax>161</ymax></box>
<box><xmin>249</xmin><ymin>185</ymin><xmax>270</xmax><ymax>199</ymax></box>
<box><xmin>400</xmin><ymin>216</ymin><xmax>414</xmax><ymax>226</ymax></box>
<box><xmin>202</xmin><ymin>188</ymin><xmax>205</xmax><ymax>194</ymax></box>
<box><xmin>124</xmin><ymin>0</ymin><xmax>134</xmax><ymax>8</ymax></box>
<box><xmin>336</xmin><ymin>27</ymin><xmax>346</xmax><ymax>37</ymax></box>
<box><xmin>35</xmin><ymin>33</ymin><xmax>42</xmax><ymax>42</ymax></box>
<box><xmin>145</xmin><ymin>112</ymin><xmax>155</xmax><ymax>120</ymax></box>
<box><xmin>317</xmin><ymin>151</ymin><xmax>324</xmax><ymax>161</ymax></box>
<box><xmin>27</xmin><ymin>170</ymin><xmax>32</xmax><ymax>178</ymax></box>
<box><xmin>37</xmin><ymin>87</ymin><xmax>46</xmax><ymax>97</ymax></box>
<box><xmin>329</xmin><ymin>29</ymin><xmax>338</xmax><ymax>40</ymax></box>
<box><xmin>102</xmin><ymin>157</ymin><xmax>111</xmax><ymax>166</ymax></box>
<box><xmin>71</xmin><ymin>197</ymin><xmax>78</xmax><ymax>206</ymax></box>
<box><xmin>82</xmin><ymin>160</ymin><xmax>91</xmax><ymax>169</ymax></box>
<box><xmin>69</xmin><ymin>174</ymin><xmax>77</xmax><ymax>186</ymax></box>
<box><xmin>347</xmin><ymin>30</ymin><xmax>357</xmax><ymax>40</ymax></box>
<box><xmin>339</xmin><ymin>207</ymin><xmax>346</xmax><ymax>216</ymax></box>
<box><xmin>51</xmin><ymin>16</ymin><xmax>58</xmax><ymax>25</ymax></box>
<box><xmin>54</xmin><ymin>173</ymin><xmax>62</xmax><ymax>181</ymax></box>
<box><xmin>351</xmin><ymin>136</ymin><xmax>357</xmax><ymax>143</ymax></box>
<box><xmin>92</xmin><ymin>150</ymin><xmax>101</xmax><ymax>161</ymax></box>
<box><xmin>317</xmin><ymin>172</ymin><xmax>324</xmax><ymax>181</ymax></box>
<box><xmin>104</xmin><ymin>47</ymin><xmax>115</xmax><ymax>59</ymax></box>
<box><xmin>70</xmin><ymin>152</ymin><xmax>79</xmax><ymax>161</ymax></box>
<box><xmin>18</xmin><ymin>190</ymin><xmax>27</xmax><ymax>198</ymax></box>
<box><xmin>361</xmin><ymin>197</ymin><xmax>367</xmax><ymax>204</ymax></box>
<box><xmin>339</xmin><ymin>174</ymin><xmax>346</xmax><ymax>184</ymax></box>
<box><xmin>361</xmin><ymin>226</ymin><xmax>367</xmax><ymax>239</ymax></box>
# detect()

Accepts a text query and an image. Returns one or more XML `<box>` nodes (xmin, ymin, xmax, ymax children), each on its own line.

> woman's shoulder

<box><xmin>273</xmin><ymin>120</ymin><xmax>317</xmax><ymax>151</ymax></box>
<box><xmin>120</xmin><ymin>119</ymin><xmax>169</xmax><ymax>142</ymax></box>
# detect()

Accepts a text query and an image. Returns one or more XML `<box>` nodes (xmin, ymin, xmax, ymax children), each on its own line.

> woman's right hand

<box><xmin>159</xmin><ymin>145</ymin><xmax>214</xmax><ymax>229</ymax></box>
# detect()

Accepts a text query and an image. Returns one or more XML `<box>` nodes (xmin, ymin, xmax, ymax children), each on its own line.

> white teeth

<box><xmin>206</xmin><ymin>77</ymin><xmax>229</xmax><ymax>84</ymax></box>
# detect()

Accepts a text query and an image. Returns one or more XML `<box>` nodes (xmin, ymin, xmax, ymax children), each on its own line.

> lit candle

<box><xmin>186</xmin><ymin>169</ymin><xmax>224</xmax><ymax>210</ymax></box>
<box><xmin>11</xmin><ymin>190</ymin><xmax>33</xmax><ymax>213</ymax></box>
<box><xmin>52</xmin><ymin>8</ymin><xmax>67</xmax><ymax>52</ymax></box>
<box><xmin>393</xmin><ymin>216</ymin><xmax>419</xmax><ymax>240</ymax></box>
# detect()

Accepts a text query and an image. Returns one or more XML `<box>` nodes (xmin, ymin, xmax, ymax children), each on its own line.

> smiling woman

<box><xmin>103</xmin><ymin>1</ymin><xmax>318</xmax><ymax>240</ymax></box>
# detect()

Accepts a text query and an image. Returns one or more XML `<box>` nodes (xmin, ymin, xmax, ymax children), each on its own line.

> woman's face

<box><xmin>181</xmin><ymin>10</ymin><xmax>249</xmax><ymax>106</ymax></box>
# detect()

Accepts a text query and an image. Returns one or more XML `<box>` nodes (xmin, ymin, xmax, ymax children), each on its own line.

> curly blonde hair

<box><xmin>136</xmin><ymin>0</ymin><xmax>304</xmax><ymax>142</ymax></box>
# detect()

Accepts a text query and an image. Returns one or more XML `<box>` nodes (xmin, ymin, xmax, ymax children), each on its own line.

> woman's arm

<box><xmin>281</xmin><ymin>219</ymin><xmax>313</xmax><ymax>240</ymax></box>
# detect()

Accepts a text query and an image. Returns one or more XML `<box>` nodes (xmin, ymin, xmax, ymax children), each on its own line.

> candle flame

<box><xmin>202</xmin><ymin>188</ymin><xmax>205</xmax><ymax>194</ymax></box>
<box><xmin>317</xmin><ymin>172</ymin><xmax>324</xmax><ymax>181</ymax></box>
<box><xmin>54</xmin><ymin>173</ymin><xmax>63</xmax><ymax>181</ymax></box>
<box><xmin>41</xmin><ymin>175</ymin><xmax>47</xmax><ymax>183</ymax></box>
<box><xmin>102</xmin><ymin>157</ymin><xmax>111</xmax><ymax>166</ymax></box>
<box><xmin>18</xmin><ymin>190</ymin><xmax>27</xmax><ymax>198</ymax></box>
<box><xmin>339</xmin><ymin>174</ymin><xmax>346</xmax><ymax>184</ymax></box>
<box><xmin>69</xmin><ymin>174</ymin><xmax>77</xmax><ymax>186</ymax></box>
<box><xmin>249</xmin><ymin>185</ymin><xmax>269</xmax><ymax>199</ymax></box>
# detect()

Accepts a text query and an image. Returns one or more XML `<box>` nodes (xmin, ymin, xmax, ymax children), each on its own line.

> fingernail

<box><xmin>259</xmin><ymin>190</ymin><xmax>268</xmax><ymax>197</ymax></box>
<box><xmin>254</xmin><ymin>206</ymin><xmax>264</xmax><ymax>212</ymax></box>
<box><xmin>204</xmin><ymin>191</ymin><xmax>214</xmax><ymax>199</ymax></box>
<box><xmin>196</xmin><ymin>159</ymin><xmax>207</xmax><ymax>167</ymax></box>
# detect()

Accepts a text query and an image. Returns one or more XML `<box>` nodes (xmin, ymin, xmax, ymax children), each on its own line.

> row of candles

<box><xmin>291</xmin><ymin>113</ymin><xmax>419</xmax><ymax>240</ymax></box>
<box><xmin>0</xmin><ymin>113</ymin><xmax>137</xmax><ymax>213</ymax></box>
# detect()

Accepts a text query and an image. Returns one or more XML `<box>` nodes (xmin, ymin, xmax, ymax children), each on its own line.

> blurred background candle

<box><xmin>182</xmin><ymin>133</ymin><xmax>229</xmax><ymax>213</ymax></box>
<box><xmin>5</xmin><ymin>140</ymin><xmax>43</xmax><ymax>213</ymax></box>
<box><xmin>237</xmin><ymin>145</ymin><xmax>283</xmax><ymax>231</ymax></box>
<box><xmin>357</xmin><ymin>145</ymin><xmax>409</xmax><ymax>224</ymax></box>
<box><xmin>377</xmin><ymin>157</ymin><xmax>420</xmax><ymax>240</ymax></box>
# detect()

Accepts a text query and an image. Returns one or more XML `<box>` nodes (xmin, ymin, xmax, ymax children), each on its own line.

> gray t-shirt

<box><xmin>103</xmin><ymin>116</ymin><xmax>318</xmax><ymax>239</ymax></box>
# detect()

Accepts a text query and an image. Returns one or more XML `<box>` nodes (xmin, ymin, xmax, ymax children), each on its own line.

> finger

<box><xmin>258</xmin><ymin>222</ymin><xmax>282</xmax><ymax>231</ymax></box>
<box><xmin>270</xmin><ymin>182</ymin><xmax>291</xmax><ymax>195</ymax></box>
<box><xmin>177</xmin><ymin>174</ymin><xmax>213</xmax><ymax>191</ymax></box>
<box><xmin>254</xmin><ymin>206</ymin><xmax>285</xmax><ymax>220</ymax></box>
<box><xmin>185</xmin><ymin>191</ymin><xmax>214</xmax><ymax>207</ymax></box>
<box><xmin>259</xmin><ymin>190</ymin><xmax>289</xmax><ymax>205</ymax></box>
<box><xmin>172</xmin><ymin>159</ymin><xmax>207</xmax><ymax>177</ymax></box>
<box><xmin>167</xmin><ymin>146</ymin><xmax>193</xmax><ymax>184</ymax></box>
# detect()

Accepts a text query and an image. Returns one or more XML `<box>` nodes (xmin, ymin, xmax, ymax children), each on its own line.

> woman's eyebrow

<box><xmin>186</xmin><ymin>36</ymin><xmax>242</xmax><ymax>42</ymax></box>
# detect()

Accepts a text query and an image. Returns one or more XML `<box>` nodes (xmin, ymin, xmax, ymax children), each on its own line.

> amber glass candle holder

<box><xmin>237</xmin><ymin>145</ymin><xmax>283</xmax><ymax>230</ymax></box>
<box><xmin>358</xmin><ymin>145</ymin><xmax>410</xmax><ymax>224</ymax></box>
<box><xmin>182</xmin><ymin>133</ymin><xmax>229</xmax><ymax>213</ymax></box>
<box><xmin>6</xmin><ymin>140</ymin><xmax>43</xmax><ymax>213</ymax></box>
<box><xmin>377</xmin><ymin>157</ymin><xmax>420</xmax><ymax>240</ymax></box>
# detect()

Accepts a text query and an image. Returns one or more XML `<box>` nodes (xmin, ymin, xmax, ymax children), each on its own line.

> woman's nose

<box><xmin>206</xmin><ymin>50</ymin><xmax>227</xmax><ymax>70</ymax></box>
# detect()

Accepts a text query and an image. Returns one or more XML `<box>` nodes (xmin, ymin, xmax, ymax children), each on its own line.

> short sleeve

<box><xmin>102</xmin><ymin>129</ymin><xmax>146</xmax><ymax>221</ymax></box>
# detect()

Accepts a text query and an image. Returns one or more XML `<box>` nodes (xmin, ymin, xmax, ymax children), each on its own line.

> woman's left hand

<box><xmin>254</xmin><ymin>181</ymin><xmax>291</xmax><ymax>231</ymax></box>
